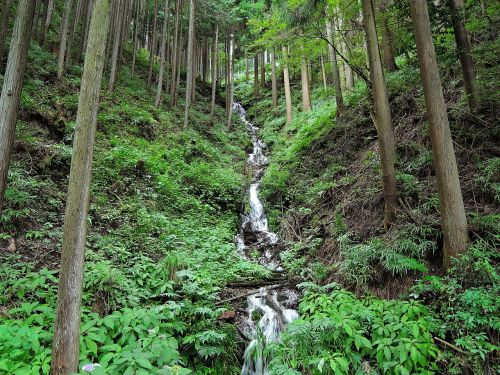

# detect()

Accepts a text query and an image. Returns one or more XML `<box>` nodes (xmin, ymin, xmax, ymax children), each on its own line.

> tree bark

<box><xmin>362</xmin><ymin>0</ymin><xmax>398</xmax><ymax>229</ymax></box>
<box><xmin>320</xmin><ymin>54</ymin><xmax>328</xmax><ymax>90</ymax></box>
<box><xmin>65</xmin><ymin>0</ymin><xmax>84</xmax><ymax>68</ymax></box>
<box><xmin>169</xmin><ymin>0</ymin><xmax>181</xmax><ymax>107</ymax></box>
<box><xmin>380</xmin><ymin>0</ymin><xmax>398</xmax><ymax>72</ymax></box>
<box><xmin>271</xmin><ymin>45</ymin><xmax>278</xmax><ymax>107</ymax></box>
<box><xmin>183</xmin><ymin>0</ymin><xmax>194</xmax><ymax>128</ymax></box>
<box><xmin>0</xmin><ymin>0</ymin><xmax>11</xmax><ymax>60</ymax></box>
<box><xmin>154</xmin><ymin>0</ymin><xmax>170</xmax><ymax>108</ymax></box>
<box><xmin>300</xmin><ymin>41</ymin><xmax>312</xmax><ymax>112</ymax></box>
<box><xmin>210</xmin><ymin>25</ymin><xmax>219</xmax><ymax>119</ymax></box>
<box><xmin>40</xmin><ymin>0</ymin><xmax>55</xmax><ymax>47</ymax></box>
<box><xmin>227</xmin><ymin>29</ymin><xmax>235</xmax><ymax>129</ymax></box>
<box><xmin>253</xmin><ymin>53</ymin><xmax>259</xmax><ymax>97</ymax></box>
<box><xmin>410</xmin><ymin>0</ymin><xmax>468</xmax><ymax>269</ymax></box>
<box><xmin>57</xmin><ymin>0</ymin><xmax>75</xmax><ymax>79</ymax></box>
<box><xmin>282</xmin><ymin>45</ymin><xmax>292</xmax><ymax>126</ymax></box>
<box><xmin>449</xmin><ymin>0</ymin><xmax>477</xmax><ymax>111</ymax></box>
<box><xmin>50</xmin><ymin>1</ymin><xmax>110</xmax><ymax>372</ymax></box>
<box><xmin>325</xmin><ymin>14</ymin><xmax>343</xmax><ymax>113</ymax></box>
<box><xmin>108</xmin><ymin>0</ymin><xmax>123</xmax><ymax>92</ymax></box>
<box><xmin>260</xmin><ymin>48</ymin><xmax>265</xmax><ymax>88</ymax></box>
<box><xmin>147</xmin><ymin>0</ymin><xmax>159</xmax><ymax>91</ymax></box>
<box><xmin>0</xmin><ymin>0</ymin><xmax>36</xmax><ymax>212</ymax></box>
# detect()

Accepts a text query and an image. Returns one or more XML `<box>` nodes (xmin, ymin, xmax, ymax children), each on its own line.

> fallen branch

<box><xmin>433</xmin><ymin>337</ymin><xmax>468</xmax><ymax>355</ymax></box>
<box><xmin>215</xmin><ymin>285</ymin><xmax>281</xmax><ymax>306</ymax></box>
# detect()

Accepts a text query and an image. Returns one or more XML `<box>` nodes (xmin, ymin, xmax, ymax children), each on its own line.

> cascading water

<box><xmin>233</xmin><ymin>103</ymin><xmax>299</xmax><ymax>375</ymax></box>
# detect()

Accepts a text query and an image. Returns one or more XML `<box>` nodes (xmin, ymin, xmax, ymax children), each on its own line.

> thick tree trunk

<box><xmin>282</xmin><ymin>45</ymin><xmax>292</xmax><ymax>126</ymax></box>
<box><xmin>108</xmin><ymin>0</ymin><xmax>123</xmax><ymax>92</ymax></box>
<box><xmin>449</xmin><ymin>0</ymin><xmax>477</xmax><ymax>111</ymax></box>
<box><xmin>362</xmin><ymin>0</ymin><xmax>398</xmax><ymax>229</ymax></box>
<box><xmin>155</xmin><ymin>0</ymin><xmax>170</xmax><ymax>108</ymax></box>
<box><xmin>325</xmin><ymin>15</ymin><xmax>343</xmax><ymax>113</ymax></box>
<box><xmin>147</xmin><ymin>0</ymin><xmax>159</xmax><ymax>91</ymax></box>
<box><xmin>380</xmin><ymin>0</ymin><xmax>398</xmax><ymax>72</ymax></box>
<box><xmin>57</xmin><ymin>0</ymin><xmax>75</xmax><ymax>79</ymax></box>
<box><xmin>410</xmin><ymin>0</ymin><xmax>468</xmax><ymax>269</ymax></box>
<box><xmin>210</xmin><ymin>25</ymin><xmax>218</xmax><ymax>119</ymax></box>
<box><xmin>183</xmin><ymin>0</ymin><xmax>194</xmax><ymax>128</ymax></box>
<box><xmin>300</xmin><ymin>41</ymin><xmax>312</xmax><ymax>112</ymax></box>
<box><xmin>0</xmin><ymin>0</ymin><xmax>11</xmax><ymax>59</ymax></box>
<box><xmin>50</xmin><ymin>1</ymin><xmax>110</xmax><ymax>372</ymax></box>
<box><xmin>227</xmin><ymin>29</ymin><xmax>235</xmax><ymax>129</ymax></box>
<box><xmin>0</xmin><ymin>0</ymin><xmax>36</xmax><ymax>212</ymax></box>
<box><xmin>271</xmin><ymin>46</ymin><xmax>278</xmax><ymax>107</ymax></box>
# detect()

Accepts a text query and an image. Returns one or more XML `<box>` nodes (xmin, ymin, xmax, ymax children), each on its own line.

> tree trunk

<box><xmin>245</xmin><ymin>54</ymin><xmax>249</xmax><ymax>81</ymax></box>
<box><xmin>0</xmin><ymin>0</ymin><xmax>11</xmax><ymax>60</ymax></box>
<box><xmin>449</xmin><ymin>0</ymin><xmax>477</xmax><ymax>111</ymax></box>
<box><xmin>253</xmin><ymin>53</ymin><xmax>259</xmax><ymax>97</ymax></box>
<box><xmin>169</xmin><ymin>0</ymin><xmax>181</xmax><ymax>107</ymax></box>
<box><xmin>76</xmin><ymin>0</ymin><xmax>93</xmax><ymax>62</ymax></box>
<box><xmin>210</xmin><ymin>25</ymin><xmax>219</xmax><ymax>119</ymax></box>
<box><xmin>31</xmin><ymin>0</ymin><xmax>42</xmax><ymax>39</ymax></box>
<box><xmin>300</xmin><ymin>41</ymin><xmax>312</xmax><ymax>112</ymax></box>
<box><xmin>183</xmin><ymin>0</ymin><xmax>194</xmax><ymax>128</ymax></box>
<box><xmin>108</xmin><ymin>0</ymin><xmax>123</xmax><ymax>92</ymax></box>
<box><xmin>362</xmin><ymin>0</ymin><xmax>398</xmax><ymax>229</ymax></box>
<box><xmin>410</xmin><ymin>0</ymin><xmax>468</xmax><ymax>269</ymax></box>
<box><xmin>65</xmin><ymin>0</ymin><xmax>84</xmax><ymax>68</ymax></box>
<box><xmin>131</xmin><ymin>0</ymin><xmax>139</xmax><ymax>76</ymax></box>
<box><xmin>38</xmin><ymin>0</ymin><xmax>50</xmax><ymax>44</ymax></box>
<box><xmin>154</xmin><ymin>0</ymin><xmax>170</xmax><ymax>108</ymax></box>
<box><xmin>321</xmin><ymin>54</ymin><xmax>328</xmax><ymax>90</ymax></box>
<box><xmin>325</xmin><ymin>14</ymin><xmax>343</xmax><ymax>113</ymax></box>
<box><xmin>0</xmin><ymin>0</ymin><xmax>36</xmax><ymax>212</ymax></box>
<box><xmin>57</xmin><ymin>0</ymin><xmax>75</xmax><ymax>79</ymax></box>
<box><xmin>147</xmin><ymin>0</ymin><xmax>159</xmax><ymax>91</ymax></box>
<box><xmin>282</xmin><ymin>45</ymin><xmax>292</xmax><ymax>126</ymax></box>
<box><xmin>227</xmin><ymin>29</ymin><xmax>235</xmax><ymax>129</ymax></box>
<box><xmin>380</xmin><ymin>0</ymin><xmax>398</xmax><ymax>72</ymax></box>
<box><xmin>50</xmin><ymin>1</ymin><xmax>110</xmax><ymax>372</ymax></box>
<box><xmin>271</xmin><ymin>45</ymin><xmax>278</xmax><ymax>107</ymax></box>
<box><xmin>40</xmin><ymin>0</ymin><xmax>54</xmax><ymax>47</ymax></box>
<box><xmin>260</xmin><ymin>48</ymin><xmax>265</xmax><ymax>88</ymax></box>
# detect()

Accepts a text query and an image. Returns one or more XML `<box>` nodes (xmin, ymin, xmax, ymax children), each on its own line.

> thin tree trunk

<box><xmin>0</xmin><ymin>0</ymin><xmax>11</xmax><ymax>59</ymax></box>
<box><xmin>362</xmin><ymin>0</ymin><xmax>398</xmax><ymax>229</ymax></box>
<box><xmin>227</xmin><ymin>29</ymin><xmax>235</xmax><ymax>129</ymax></box>
<box><xmin>38</xmin><ymin>0</ymin><xmax>50</xmax><ymax>44</ymax></box>
<box><xmin>108</xmin><ymin>0</ymin><xmax>123</xmax><ymax>92</ymax></box>
<box><xmin>260</xmin><ymin>48</ymin><xmax>265</xmax><ymax>88</ymax></box>
<box><xmin>58</xmin><ymin>0</ymin><xmax>75</xmax><ymax>79</ymax></box>
<box><xmin>210</xmin><ymin>25</ymin><xmax>219</xmax><ymax>119</ymax></box>
<box><xmin>50</xmin><ymin>1</ymin><xmax>110</xmax><ymax>372</ymax></box>
<box><xmin>183</xmin><ymin>0</ymin><xmax>194</xmax><ymax>128</ymax></box>
<box><xmin>321</xmin><ymin>54</ymin><xmax>328</xmax><ymax>90</ymax></box>
<box><xmin>410</xmin><ymin>0</ymin><xmax>468</xmax><ymax>269</ymax></box>
<box><xmin>170</xmin><ymin>0</ymin><xmax>181</xmax><ymax>107</ymax></box>
<box><xmin>31</xmin><ymin>0</ymin><xmax>42</xmax><ymax>39</ymax></box>
<box><xmin>325</xmin><ymin>14</ymin><xmax>343</xmax><ymax>113</ymax></box>
<box><xmin>380</xmin><ymin>0</ymin><xmax>398</xmax><ymax>72</ymax></box>
<box><xmin>271</xmin><ymin>46</ymin><xmax>278</xmax><ymax>107</ymax></box>
<box><xmin>0</xmin><ymin>0</ymin><xmax>36</xmax><ymax>212</ymax></box>
<box><xmin>449</xmin><ymin>0</ymin><xmax>477</xmax><ymax>111</ymax></box>
<box><xmin>245</xmin><ymin>53</ymin><xmax>249</xmax><ymax>81</ymax></box>
<box><xmin>253</xmin><ymin>53</ymin><xmax>259</xmax><ymax>97</ymax></box>
<box><xmin>77</xmin><ymin>0</ymin><xmax>93</xmax><ymax>62</ymax></box>
<box><xmin>147</xmin><ymin>0</ymin><xmax>159</xmax><ymax>91</ymax></box>
<box><xmin>155</xmin><ymin>0</ymin><xmax>170</xmax><ymax>107</ymax></box>
<box><xmin>131</xmin><ymin>0</ymin><xmax>139</xmax><ymax>75</ymax></box>
<box><xmin>282</xmin><ymin>45</ymin><xmax>292</xmax><ymax>126</ymax></box>
<box><xmin>300</xmin><ymin>40</ymin><xmax>312</xmax><ymax>112</ymax></box>
<box><xmin>40</xmin><ymin>0</ymin><xmax>54</xmax><ymax>47</ymax></box>
<box><xmin>65</xmin><ymin>0</ymin><xmax>84</xmax><ymax>68</ymax></box>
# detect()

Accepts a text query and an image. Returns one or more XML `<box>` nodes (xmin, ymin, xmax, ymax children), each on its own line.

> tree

<box><xmin>253</xmin><ymin>53</ymin><xmax>259</xmax><ymax>97</ymax></box>
<box><xmin>58</xmin><ymin>0</ymin><xmax>76</xmax><ymax>78</ymax></box>
<box><xmin>325</xmin><ymin>11</ymin><xmax>343</xmax><ymax>113</ymax></box>
<box><xmin>108</xmin><ymin>0</ymin><xmax>123</xmax><ymax>92</ymax></box>
<box><xmin>210</xmin><ymin>25</ymin><xmax>219</xmax><ymax>119</ymax></box>
<box><xmin>155</xmin><ymin>0</ymin><xmax>171</xmax><ymax>108</ymax></box>
<box><xmin>183</xmin><ymin>0</ymin><xmax>195</xmax><ymax>128</ymax></box>
<box><xmin>50</xmin><ymin>0</ymin><xmax>111</xmax><ymax>372</ymax></box>
<box><xmin>300</xmin><ymin>40</ymin><xmax>312</xmax><ymax>111</ymax></box>
<box><xmin>449</xmin><ymin>0</ymin><xmax>477</xmax><ymax>111</ymax></box>
<box><xmin>0</xmin><ymin>0</ymin><xmax>11</xmax><ymax>59</ymax></box>
<box><xmin>0</xmin><ymin>0</ymin><xmax>36</xmax><ymax>212</ymax></box>
<box><xmin>362</xmin><ymin>0</ymin><xmax>398</xmax><ymax>229</ymax></box>
<box><xmin>271</xmin><ymin>45</ymin><xmax>278</xmax><ymax>107</ymax></box>
<box><xmin>147</xmin><ymin>0</ymin><xmax>159</xmax><ymax>91</ymax></box>
<box><xmin>410</xmin><ymin>0</ymin><xmax>468</xmax><ymax>269</ymax></box>
<box><xmin>227</xmin><ymin>28</ymin><xmax>235</xmax><ymax>129</ymax></box>
<box><xmin>380</xmin><ymin>0</ymin><xmax>397</xmax><ymax>72</ymax></box>
<box><xmin>40</xmin><ymin>0</ymin><xmax>55</xmax><ymax>47</ymax></box>
<box><xmin>282</xmin><ymin>45</ymin><xmax>292</xmax><ymax>126</ymax></box>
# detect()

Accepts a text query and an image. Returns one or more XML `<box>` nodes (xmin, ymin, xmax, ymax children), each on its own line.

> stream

<box><xmin>233</xmin><ymin>103</ymin><xmax>299</xmax><ymax>375</ymax></box>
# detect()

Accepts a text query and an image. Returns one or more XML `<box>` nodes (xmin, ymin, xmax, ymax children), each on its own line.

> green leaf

<box><xmin>136</xmin><ymin>357</ymin><xmax>153</xmax><ymax>369</ymax></box>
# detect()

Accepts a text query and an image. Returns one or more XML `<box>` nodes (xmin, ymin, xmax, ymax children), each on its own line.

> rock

<box><xmin>218</xmin><ymin>310</ymin><xmax>236</xmax><ymax>321</ymax></box>
<box><xmin>7</xmin><ymin>238</ymin><xmax>16</xmax><ymax>252</ymax></box>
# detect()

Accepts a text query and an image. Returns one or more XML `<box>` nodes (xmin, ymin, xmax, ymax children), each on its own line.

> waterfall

<box><xmin>233</xmin><ymin>103</ymin><xmax>298</xmax><ymax>375</ymax></box>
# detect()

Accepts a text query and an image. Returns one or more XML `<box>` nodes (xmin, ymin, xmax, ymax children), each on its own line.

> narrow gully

<box><xmin>233</xmin><ymin>103</ymin><xmax>299</xmax><ymax>375</ymax></box>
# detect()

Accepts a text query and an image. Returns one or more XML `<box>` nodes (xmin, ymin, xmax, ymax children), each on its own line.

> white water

<box><xmin>233</xmin><ymin>103</ymin><xmax>298</xmax><ymax>375</ymax></box>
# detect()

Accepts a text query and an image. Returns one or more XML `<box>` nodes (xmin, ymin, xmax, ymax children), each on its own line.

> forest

<box><xmin>0</xmin><ymin>0</ymin><xmax>498</xmax><ymax>374</ymax></box>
